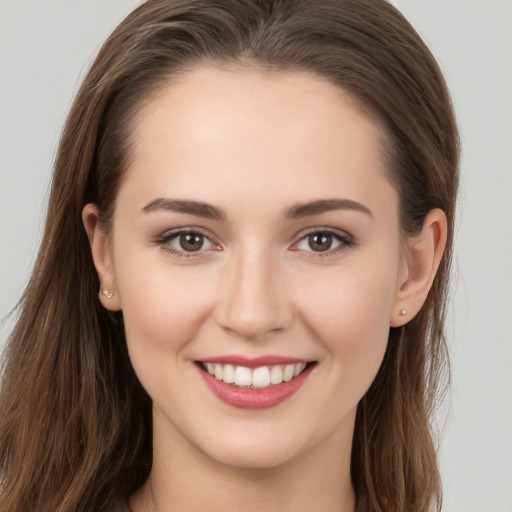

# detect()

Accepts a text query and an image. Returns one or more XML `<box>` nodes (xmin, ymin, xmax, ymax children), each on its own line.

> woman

<box><xmin>0</xmin><ymin>1</ymin><xmax>459</xmax><ymax>511</ymax></box>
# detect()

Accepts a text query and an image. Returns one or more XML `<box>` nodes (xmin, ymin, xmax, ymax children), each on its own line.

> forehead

<box><xmin>121</xmin><ymin>66</ymin><xmax>396</xmax><ymax>220</ymax></box>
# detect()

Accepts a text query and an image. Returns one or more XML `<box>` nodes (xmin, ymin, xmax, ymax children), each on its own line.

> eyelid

<box><xmin>155</xmin><ymin>226</ymin><xmax>355</xmax><ymax>259</ymax></box>
<box><xmin>290</xmin><ymin>227</ymin><xmax>355</xmax><ymax>257</ymax></box>
<box><xmin>155</xmin><ymin>227</ymin><xmax>222</xmax><ymax>257</ymax></box>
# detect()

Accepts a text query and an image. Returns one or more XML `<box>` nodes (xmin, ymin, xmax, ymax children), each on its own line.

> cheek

<box><xmin>113</xmin><ymin>248</ymin><xmax>216</xmax><ymax>356</ymax></box>
<box><xmin>113</xmin><ymin>252</ymin><xmax>221</xmax><ymax>408</ymax></box>
<box><xmin>298</xmin><ymin>262</ymin><xmax>397</xmax><ymax>392</ymax></box>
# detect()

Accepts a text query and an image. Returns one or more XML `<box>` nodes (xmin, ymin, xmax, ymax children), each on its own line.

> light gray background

<box><xmin>1</xmin><ymin>1</ymin><xmax>511</xmax><ymax>510</ymax></box>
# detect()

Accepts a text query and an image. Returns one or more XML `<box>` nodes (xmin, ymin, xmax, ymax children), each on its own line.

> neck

<box><xmin>130</xmin><ymin>409</ymin><xmax>356</xmax><ymax>512</ymax></box>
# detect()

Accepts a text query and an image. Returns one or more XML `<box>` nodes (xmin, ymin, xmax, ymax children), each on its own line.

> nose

<box><xmin>214</xmin><ymin>247</ymin><xmax>293</xmax><ymax>341</ymax></box>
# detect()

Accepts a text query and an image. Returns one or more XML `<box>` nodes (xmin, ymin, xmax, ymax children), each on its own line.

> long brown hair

<box><xmin>0</xmin><ymin>1</ymin><xmax>459</xmax><ymax>510</ymax></box>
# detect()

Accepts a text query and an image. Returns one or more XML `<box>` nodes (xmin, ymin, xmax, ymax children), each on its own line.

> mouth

<box><xmin>195</xmin><ymin>357</ymin><xmax>317</xmax><ymax>409</ymax></box>
<box><xmin>198</xmin><ymin>361</ymin><xmax>313</xmax><ymax>389</ymax></box>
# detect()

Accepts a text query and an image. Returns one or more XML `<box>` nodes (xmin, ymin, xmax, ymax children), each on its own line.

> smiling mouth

<box><xmin>197</xmin><ymin>361</ymin><xmax>315</xmax><ymax>389</ymax></box>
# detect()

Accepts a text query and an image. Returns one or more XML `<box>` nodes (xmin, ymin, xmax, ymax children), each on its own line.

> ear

<box><xmin>82</xmin><ymin>204</ymin><xmax>121</xmax><ymax>311</ymax></box>
<box><xmin>391</xmin><ymin>208</ymin><xmax>447</xmax><ymax>327</ymax></box>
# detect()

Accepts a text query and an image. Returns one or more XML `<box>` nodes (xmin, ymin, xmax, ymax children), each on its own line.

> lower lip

<box><xmin>197</xmin><ymin>363</ymin><xmax>314</xmax><ymax>410</ymax></box>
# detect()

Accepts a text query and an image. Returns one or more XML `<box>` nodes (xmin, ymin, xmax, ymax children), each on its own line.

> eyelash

<box><xmin>155</xmin><ymin>227</ymin><xmax>355</xmax><ymax>259</ymax></box>
<box><xmin>155</xmin><ymin>228</ymin><xmax>219</xmax><ymax>258</ymax></box>
<box><xmin>294</xmin><ymin>228</ymin><xmax>355</xmax><ymax>258</ymax></box>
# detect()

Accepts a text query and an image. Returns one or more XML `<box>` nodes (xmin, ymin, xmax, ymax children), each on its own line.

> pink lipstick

<box><xmin>196</xmin><ymin>356</ymin><xmax>315</xmax><ymax>410</ymax></box>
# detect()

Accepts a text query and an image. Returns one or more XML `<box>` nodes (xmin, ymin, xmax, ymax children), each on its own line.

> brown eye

<box><xmin>179</xmin><ymin>233</ymin><xmax>204</xmax><ymax>252</ymax></box>
<box><xmin>307</xmin><ymin>233</ymin><xmax>333</xmax><ymax>252</ymax></box>
<box><xmin>295</xmin><ymin>230</ymin><xmax>350</xmax><ymax>255</ymax></box>
<box><xmin>163</xmin><ymin>230</ymin><xmax>216</xmax><ymax>255</ymax></box>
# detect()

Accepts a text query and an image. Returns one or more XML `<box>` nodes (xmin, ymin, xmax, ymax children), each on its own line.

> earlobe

<box><xmin>391</xmin><ymin>208</ymin><xmax>447</xmax><ymax>327</ymax></box>
<box><xmin>82</xmin><ymin>204</ymin><xmax>121</xmax><ymax>311</ymax></box>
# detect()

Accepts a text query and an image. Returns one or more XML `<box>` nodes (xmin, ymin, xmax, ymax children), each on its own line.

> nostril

<box><xmin>216</xmin><ymin>305</ymin><xmax>294</xmax><ymax>341</ymax></box>
<box><xmin>214</xmin><ymin>263</ymin><xmax>294</xmax><ymax>340</ymax></box>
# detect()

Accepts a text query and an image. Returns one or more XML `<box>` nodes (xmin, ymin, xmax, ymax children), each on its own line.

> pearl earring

<box><xmin>399</xmin><ymin>309</ymin><xmax>407</xmax><ymax>317</ymax></box>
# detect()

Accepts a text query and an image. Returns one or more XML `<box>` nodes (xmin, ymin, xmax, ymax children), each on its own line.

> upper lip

<box><xmin>198</xmin><ymin>355</ymin><xmax>312</xmax><ymax>368</ymax></box>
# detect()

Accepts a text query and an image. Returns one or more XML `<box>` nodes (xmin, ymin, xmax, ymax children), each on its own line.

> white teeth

<box><xmin>234</xmin><ymin>366</ymin><xmax>252</xmax><ymax>386</ymax></box>
<box><xmin>223</xmin><ymin>364</ymin><xmax>235</xmax><ymax>383</ymax></box>
<box><xmin>203</xmin><ymin>361</ymin><xmax>309</xmax><ymax>388</ymax></box>
<box><xmin>283</xmin><ymin>364</ymin><xmax>295</xmax><ymax>382</ymax></box>
<box><xmin>294</xmin><ymin>363</ymin><xmax>306</xmax><ymax>377</ymax></box>
<box><xmin>252</xmin><ymin>366</ymin><xmax>271</xmax><ymax>388</ymax></box>
<box><xmin>270</xmin><ymin>365</ymin><xmax>283</xmax><ymax>384</ymax></box>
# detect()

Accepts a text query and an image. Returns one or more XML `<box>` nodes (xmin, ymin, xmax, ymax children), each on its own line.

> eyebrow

<box><xmin>142</xmin><ymin>198</ymin><xmax>226</xmax><ymax>220</ymax></box>
<box><xmin>142</xmin><ymin>197</ymin><xmax>372</xmax><ymax>220</ymax></box>
<box><xmin>284</xmin><ymin>198</ymin><xmax>373</xmax><ymax>219</ymax></box>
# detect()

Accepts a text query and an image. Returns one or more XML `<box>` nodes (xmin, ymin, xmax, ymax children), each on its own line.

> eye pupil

<box><xmin>180</xmin><ymin>233</ymin><xmax>204</xmax><ymax>252</ymax></box>
<box><xmin>309</xmin><ymin>233</ymin><xmax>332</xmax><ymax>252</ymax></box>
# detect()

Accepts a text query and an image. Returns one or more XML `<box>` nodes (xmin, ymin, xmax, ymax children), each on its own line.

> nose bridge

<box><xmin>216</xmin><ymin>242</ymin><xmax>292</xmax><ymax>340</ymax></box>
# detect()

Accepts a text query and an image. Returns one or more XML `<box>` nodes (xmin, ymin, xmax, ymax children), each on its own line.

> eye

<box><xmin>157</xmin><ymin>229</ymin><xmax>218</xmax><ymax>257</ymax></box>
<box><xmin>171</xmin><ymin>232</ymin><xmax>212</xmax><ymax>252</ymax></box>
<box><xmin>294</xmin><ymin>229</ymin><xmax>353</xmax><ymax>256</ymax></box>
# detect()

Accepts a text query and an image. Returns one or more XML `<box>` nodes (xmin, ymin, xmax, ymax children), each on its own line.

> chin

<box><xmin>202</xmin><ymin>439</ymin><xmax>305</xmax><ymax>470</ymax></box>
<box><xmin>192</xmin><ymin>416</ymin><xmax>332</xmax><ymax>471</ymax></box>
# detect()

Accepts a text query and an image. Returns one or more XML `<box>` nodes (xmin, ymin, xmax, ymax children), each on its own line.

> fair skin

<box><xmin>83</xmin><ymin>67</ymin><xmax>446</xmax><ymax>512</ymax></box>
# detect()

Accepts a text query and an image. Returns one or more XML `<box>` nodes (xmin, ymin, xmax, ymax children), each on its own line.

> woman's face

<box><xmin>99</xmin><ymin>67</ymin><xmax>408</xmax><ymax>468</ymax></box>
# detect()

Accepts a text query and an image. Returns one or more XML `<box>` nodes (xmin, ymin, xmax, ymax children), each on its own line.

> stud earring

<box><xmin>399</xmin><ymin>309</ymin><xmax>407</xmax><ymax>317</ymax></box>
<box><xmin>101</xmin><ymin>288</ymin><xmax>114</xmax><ymax>299</ymax></box>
